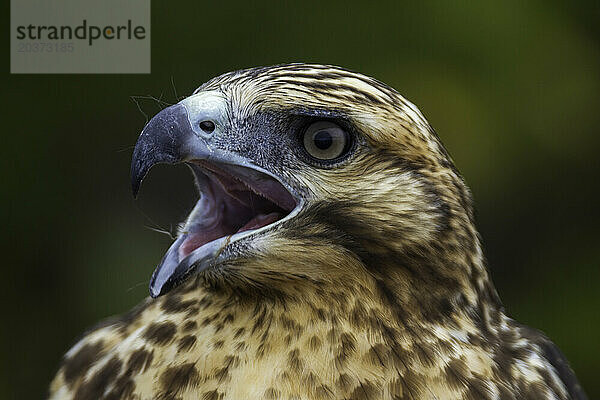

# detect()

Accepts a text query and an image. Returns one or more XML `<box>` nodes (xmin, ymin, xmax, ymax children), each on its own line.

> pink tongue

<box><xmin>237</xmin><ymin>212</ymin><xmax>282</xmax><ymax>233</ymax></box>
<box><xmin>178</xmin><ymin>212</ymin><xmax>283</xmax><ymax>260</ymax></box>
<box><xmin>179</xmin><ymin>226</ymin><xmax>230</xmax><ymax>260</ymax></box>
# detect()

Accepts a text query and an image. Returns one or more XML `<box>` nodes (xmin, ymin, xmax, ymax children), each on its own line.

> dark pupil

<box><xmin>313</xmin><ymin>130</ymin><xmax>333</xmax><ymax>150</ymax></box>
<box><xmin>199</xmin><ymin>120</ymin><xmax>215</xmax><ymax>133</ymax></box>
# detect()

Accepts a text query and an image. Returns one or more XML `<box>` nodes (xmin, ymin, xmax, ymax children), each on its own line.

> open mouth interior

<box><xmin>177</xmin><ymin>160</ymin><xmax>297</xmax><ymax>261</ymax></box>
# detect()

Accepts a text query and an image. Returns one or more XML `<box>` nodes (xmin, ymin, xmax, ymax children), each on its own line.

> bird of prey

<box><xmin>49</xmin><ymin>64</ymin><xmax>587</xmax><ymax>400</ymax></box>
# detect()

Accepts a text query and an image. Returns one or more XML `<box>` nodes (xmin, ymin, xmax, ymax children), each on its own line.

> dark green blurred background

<box><xmin>3</xmin><ymin>1</ymin><xmax>599</xmax><ymax>398</ymax></box>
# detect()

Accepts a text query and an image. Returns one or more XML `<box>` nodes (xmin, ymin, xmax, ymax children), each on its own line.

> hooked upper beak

<box><xmin>131</xmin><ymin>103</ymin><xmax>217</xmax><ymax>297</ymax></box>
<box><xmin>131</xmin><ymin>102</ymin><xmax>299</xmax><ymax>298</ymax></box>
<box><xmin>131</xmin><ymin>103</ymin><xmax>206</xmax><ymax>198</ymax></box>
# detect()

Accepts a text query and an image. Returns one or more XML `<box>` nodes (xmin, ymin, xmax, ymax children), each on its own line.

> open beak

<box><xmin>131</xmin><ymin>103</ymin><xmax>299</xmax><ymax>298</ymax></box>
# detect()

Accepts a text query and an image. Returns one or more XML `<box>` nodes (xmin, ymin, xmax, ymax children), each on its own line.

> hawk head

<box><xmin>50</xmin><ymin>64</ymin><xmax>585</xmax><ymax>400</ymax></box>
<box><xmin>132</xmin><ymin>64</ymin><xmax>494</xmax><ymax>319</ymax></box>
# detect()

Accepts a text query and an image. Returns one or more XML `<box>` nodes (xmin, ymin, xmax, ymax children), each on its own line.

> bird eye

<box><xmin>199</xmin><ymin>120</ymin><xmax>215</xmax><ymax>133</ymax></box>
<box><xmin>302</xmin><ymin>121</ymin><xmax>349</xmax><ymax>161</ymax></box>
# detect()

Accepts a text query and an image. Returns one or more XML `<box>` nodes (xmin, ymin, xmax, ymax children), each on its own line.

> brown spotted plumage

<box><xmin>49</xmin><ymin>64</ymin><xmax>587</xmax><ymax>399</ymax></box>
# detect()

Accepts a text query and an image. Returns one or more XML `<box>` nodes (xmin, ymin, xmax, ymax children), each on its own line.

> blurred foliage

<box><xmin>1</xmin><ymin>0</ymin><xmax>599</xmax><ymax>398</ymax></box>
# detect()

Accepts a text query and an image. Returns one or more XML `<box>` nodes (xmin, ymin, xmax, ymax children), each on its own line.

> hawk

<box><xmin>49</xmin><ymin>64</ymin><xmax>587</xmax><ymax>400</ymax></box>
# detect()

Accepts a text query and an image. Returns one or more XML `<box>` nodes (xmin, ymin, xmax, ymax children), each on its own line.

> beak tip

<box><xmin>131</xmin><ymin>174</ymin><xmax>141</xmax><ymax>199</ymax></box>
<box><xmin>130</xmin><ymin>152</ymin><xmax>151</xmax><ymax>199</ymax></box>
<box><xmin>148</xmin><ymin>271</ymin><xmax>164</xmax><ymax>298</ymax></box>
<box><xmin>149</xmin><ymin>275</ymin><xmax>171</xmax><ymax>298</ymax></box>
<box><xmin>130</xmin><ymin>141</ymin><xmax>144</xmax><ymax>198</ymax></box>
<box><xmin>130</xmin><ymin>103</ymin><xmax>193</xmax><ymax>200</ymax></box>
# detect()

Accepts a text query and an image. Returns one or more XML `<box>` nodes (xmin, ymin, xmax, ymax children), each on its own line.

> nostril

<box><xmin>199</xmin><ymin>120</ymin><xmax>216</xmax><ymax>133</ymax></box>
